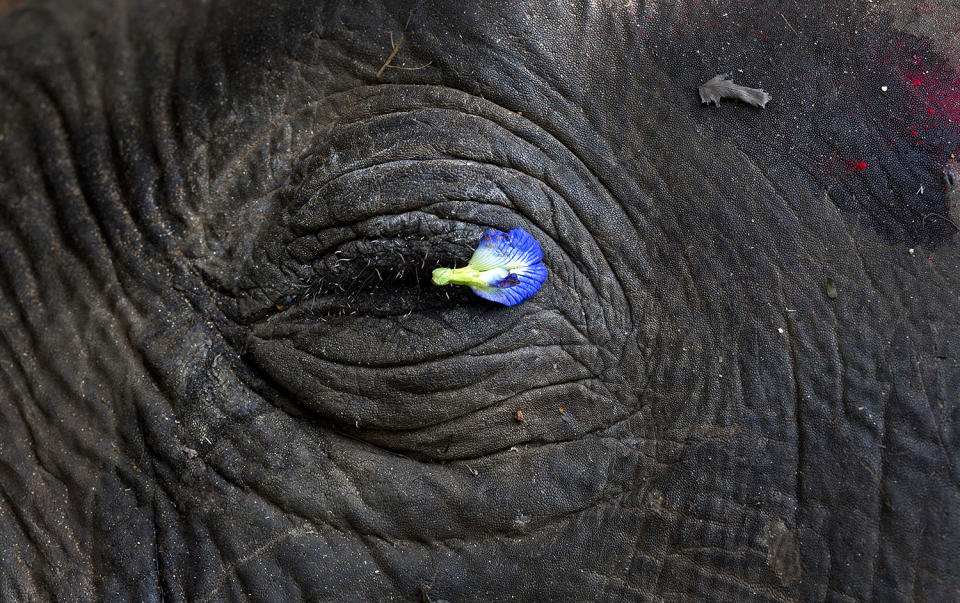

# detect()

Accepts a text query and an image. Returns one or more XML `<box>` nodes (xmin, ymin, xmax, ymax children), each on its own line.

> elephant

<box><xmin>0</xmin><ymin>0</ymin><xmax>958</xmax><ymax>600</ymax></box>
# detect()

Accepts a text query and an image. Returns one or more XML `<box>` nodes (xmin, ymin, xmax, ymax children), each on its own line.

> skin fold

<box><xmin>0</xmin><ymin>0</ymin><xmax>957</xmax><ymax>600</ymax></box>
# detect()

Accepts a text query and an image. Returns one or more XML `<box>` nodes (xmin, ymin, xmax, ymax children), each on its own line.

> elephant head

<box><xmin>0</xmin><ymin>0</ymin><xmax>957</xmax><ymax>600</ymax></box>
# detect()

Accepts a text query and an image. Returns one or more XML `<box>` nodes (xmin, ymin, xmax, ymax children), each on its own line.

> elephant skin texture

<box><xmin>0</xmin><ymin>0</ymin><xmax>958</xmax><ymax>601</ymax></box>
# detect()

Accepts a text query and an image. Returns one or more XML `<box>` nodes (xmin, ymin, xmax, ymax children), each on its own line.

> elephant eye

<box><xmin>234</xmin><ymin>209</ymin><xmax>549</xmax><ymax>419</ymax></box>
<box><xmin>285</xmin><ymin>234</ymin><xmax>481</xmax><ymax>318</ymax></box>
<box><xmin>237</xmin><ymin>214</ymin><xmax>492</xmax><ymax>323</ymax></box>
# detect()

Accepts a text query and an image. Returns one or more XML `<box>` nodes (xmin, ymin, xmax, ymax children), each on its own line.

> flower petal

<box><xmin>432</xmin><ymin>227</ymin><xmax>547</xmax><ymax>306</ymax></box>
<box><xmin>471</xmin><ymin>262</ymin><xmax>547</xmax><ymax>306</ymax></box>
<box><xmin>468</xmin><ymin>228</ymin><xmax>543</xmax><ymax>272</ymax></box>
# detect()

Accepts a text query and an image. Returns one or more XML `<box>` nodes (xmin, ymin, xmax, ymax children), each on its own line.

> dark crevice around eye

<box><xmin>240</xmin><ymin>235</ymin><xmax>487</xmax><ymax>324</ymax></box>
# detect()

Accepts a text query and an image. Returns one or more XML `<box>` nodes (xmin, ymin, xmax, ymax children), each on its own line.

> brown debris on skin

<box><xmin>825</xmin><ymin>277</ymin><xmax>838</xmax><ymax>299</ymax></box>
<box><xmin>0</xmin><ymin>0</ymin><xmax>21</xmax><ymax>18</ymax></box>
<box><xmin>513</xmin><ymin>410</ymin><xmax>526</xmax><ymax>423</ymax></box>
<box><xmin>699</xmin><ymin>74</ymin><xmax>772</xmax><ymax>108</ymax></box>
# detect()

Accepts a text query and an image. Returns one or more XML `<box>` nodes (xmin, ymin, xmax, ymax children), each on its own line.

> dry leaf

<box><xmin>699</xmin><ymin>74</ymin><xmax>772</xmax><ymax>108</ymax></box>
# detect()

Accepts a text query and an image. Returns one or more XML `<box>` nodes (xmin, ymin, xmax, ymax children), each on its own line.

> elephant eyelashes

<box><xmin>432</xmin><ymin>227</ymin><xmax>548</xmax><ymax>306</ymax></box>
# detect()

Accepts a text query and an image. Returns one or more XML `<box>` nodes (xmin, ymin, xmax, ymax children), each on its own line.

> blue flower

<box><xmin>432</xmin><ymin>228</ymin><xmax>548</xmax><ymax>306</ymax></box>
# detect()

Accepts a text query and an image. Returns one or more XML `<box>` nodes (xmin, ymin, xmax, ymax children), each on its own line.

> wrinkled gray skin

<box><xmin>0</xmin><ymin>0</ymin><xmax>958</xmax><ymax>600</ymax></box>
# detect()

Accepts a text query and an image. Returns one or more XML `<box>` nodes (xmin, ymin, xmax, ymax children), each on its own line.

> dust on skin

<box><xmin>883</xmin><ymin>0</ymin><xmax>960</xmax><ymax>62</ymax></box>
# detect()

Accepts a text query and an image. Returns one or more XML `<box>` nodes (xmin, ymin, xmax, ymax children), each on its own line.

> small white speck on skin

<box><xmin>778</xmin><ymin>328</ymin><xmax>784</xmax><ymax>334</ymax></box>
<box><xmin>881</xmin><ymin>85</ymin><xmax>888</xmax><ymax>92</ymax></box>
<box><xmin>909</xmin><ymin>248</ymin><xmax>915</xmax><ymax>255</ymax></box>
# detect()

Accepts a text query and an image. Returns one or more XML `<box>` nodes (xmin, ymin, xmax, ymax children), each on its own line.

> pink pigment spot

<box><xmin>896</xmin><ymin>61</ymin><xmax>960</xmax><ymax>152</ymax></box>
<box><xmin>902</xmin><ymin>68</ymin><xmax>960</xmax><ymax>124</ymax></box>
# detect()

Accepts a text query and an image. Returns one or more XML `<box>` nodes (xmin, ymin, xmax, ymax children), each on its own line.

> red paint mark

<box><xmin>846</xmin><ymin>159</ymin><xmax>868</xmax><ymax>171</ymax></box>
<box><xmin>895</xmin><ymin>58</ymin><xmax>960</xmax><ymax>151</ymax></box>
